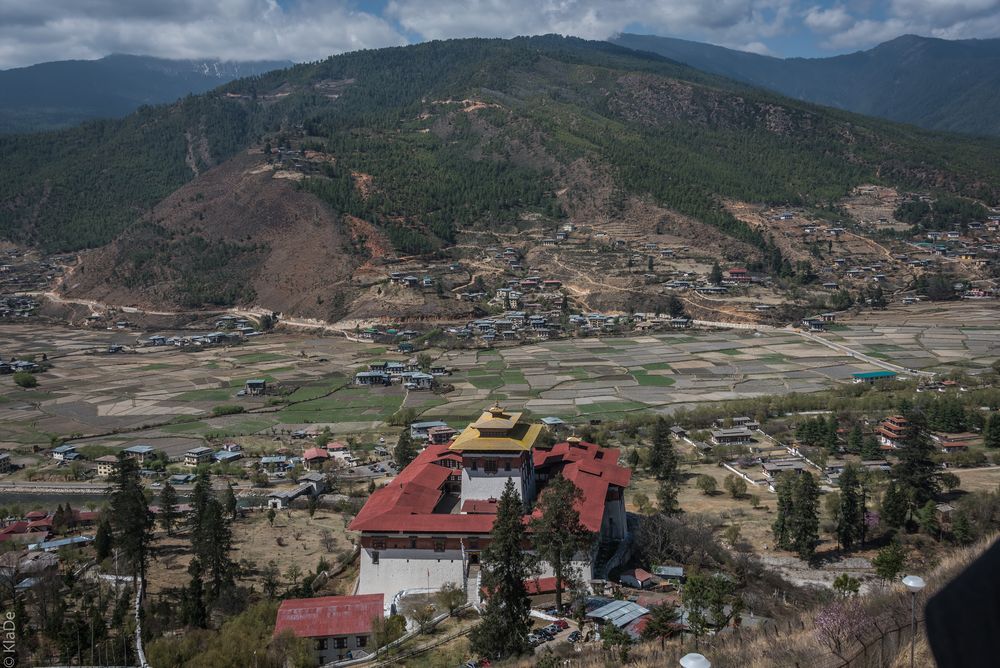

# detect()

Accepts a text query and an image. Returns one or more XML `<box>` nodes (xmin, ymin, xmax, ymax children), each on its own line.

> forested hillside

<box><xmin>612</xmin><ymin>33</ymin><xmax>1000</xmax><ymax>137</ymax></box>
<box><xmin>4</xmin><ymin>36</ymin><xmax>1000</xmax><ymax>307</ymax></box>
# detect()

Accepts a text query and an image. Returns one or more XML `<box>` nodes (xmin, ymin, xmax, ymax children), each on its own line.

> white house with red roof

<box><xmin>349</xmin><ymin>405</ymin><xmax>630</xmax><ymax>605</ymax></box>
<box><xmin>273</xmin><ymin>593</ymin><xmax>383</xmax><ymax>664</ymax></box>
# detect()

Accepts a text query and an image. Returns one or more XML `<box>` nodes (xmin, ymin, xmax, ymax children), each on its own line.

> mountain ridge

<box><xmin>611</xmin><ymin>33</ymin><xmax>1000</xmax><ymax>136</ymax></box>
<box><xmin>0</xmin><ymin>54</ymin><xmax>292</xmax><ymax>134</ymax></box>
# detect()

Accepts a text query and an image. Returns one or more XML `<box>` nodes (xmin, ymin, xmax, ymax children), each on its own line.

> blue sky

<box><xmin>2</xmin><ymin>0</ymin><xmax>1000</xmax><ymax>69</ymax></box>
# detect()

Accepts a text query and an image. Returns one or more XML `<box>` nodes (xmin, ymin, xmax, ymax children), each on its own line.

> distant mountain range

<box><xmin>0</xmin><ymin>54</ymin><xmax>292</xmax><ymax>134</ymax></box>
<box><xmin>611</xmin><ymin>33</ymin><xmax>1000</xmax><ymax>137</ymax></box>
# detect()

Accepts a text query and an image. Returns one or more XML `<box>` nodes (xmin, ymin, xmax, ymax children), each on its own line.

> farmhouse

<box><xmin>51</xmin><ymin>445</ymin><xmax>78</xmax><ymax>462</ymax></box>
<box><xmin>273</xmin><ymin>594</ymin><xmax>383</xmax><ymax>664</ymax></box>
<box><xmin>0</xmin><ymin>453</ymin><xmax>10</xmax><ymax>475</ymax></box>
<box><xmin>123</xmin><ymin>444</ymin><xmax>156</xmax><ymax>465</ymax></box>
<box><xmin>183</xmin><ymin>447</ymin><xmax>214</xmax><ymax>467</ymax></box>
<box><xmin>95</xmin><ymin>455</ymin><xmax>119</xmax><ymax>478</ymax></box>
<box><xmin>350</xmin><ymin>406</ymin><xmax>630</xmax><ymax>604</ymax></box>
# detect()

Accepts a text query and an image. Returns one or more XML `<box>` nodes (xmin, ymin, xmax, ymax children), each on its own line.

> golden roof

<box><xmin>449</xmin><ymin>404</ymin><xmax>542</xmax><ymax>452</ymax></box>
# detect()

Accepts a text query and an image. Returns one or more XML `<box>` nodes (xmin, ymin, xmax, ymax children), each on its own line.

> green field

<box><xmin>631</xmin><ymin>371</ymin><xmax>676</xmax><ymax>387</ymax></box>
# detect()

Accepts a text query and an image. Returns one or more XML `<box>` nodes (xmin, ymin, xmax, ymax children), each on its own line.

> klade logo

<box><xmin>2</xmin><ymin>609</ymin><xmax>15</xmax><ymax>667</ymax></box>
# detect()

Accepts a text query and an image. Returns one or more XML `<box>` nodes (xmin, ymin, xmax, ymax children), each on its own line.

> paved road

<box><xmin>791</xmin><ymin>327</ymin><xmax>935</xmax><ymax>377</ymax></box>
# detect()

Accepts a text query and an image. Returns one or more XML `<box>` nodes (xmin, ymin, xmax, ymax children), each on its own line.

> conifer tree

<box><xmin>223</xmin><ymin>483</ymin><xmax>238</xmax><ymax>520</ymax></box>
<box><xmin>108</xmin><ymin>453</ymin><xmax>153</xmax><ymax>579</ymax></box>
<box><xmin>984</xmin><ymin>413</ymin><xmax>1000</xmax><ymax>449</ymax></box>
<box><xmin>470</xmin><ymin>479</ymin><xmax>532</xmax><ymax>660</ymax></box>
<box><xmin>790</xmin><ymin>472</ymin><xmax>820</xmax><ymax>560</ymax></box>
<box><xmin>892</xmin><ymin>411</ymin><xmax>940</xmax><ymax>510</ymax></box>
<box><xmin>771</xmin><ymin>472</ymin><xmax>795</xmax><ymax>549</ymax></box>
<box><xmin>394</xmin><ymin>429</ymin><xmax>418</xmax><ymax>468</ymax></box>
<box><xmin>836</xmin><ymin>463</ymin><xmax>864</xmax><ymax>550</ymax></box>
<box><xmin>94</xmin><ymin>516</ymin><xmax>113</xmax><ymax>561</ymax></box>
<box><xmin>648</xmin><ymin>418</ymin><xmax>681</xmax><ymax>514</ymax></box>
<box><xmin>159</xmin><ymin>481</ymin><xmax>179</xmax><ymax>536</ymax></box>
<box><xmin>531</xmin><ymin>475</ymin><xmax>592</xmax><ymax>612</ymax></box>
<box><xmin>882</xmin><ymin>479</ymin><xmax>908</xmax><ymax>529</ymax></box>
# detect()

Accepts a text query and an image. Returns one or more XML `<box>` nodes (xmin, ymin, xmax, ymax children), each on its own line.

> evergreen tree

<box><xmin>648</xmin><ymin>418</ymin><xmax>680</xmax><ymax>514</ymax></box>
<box><xmin>180</xmin><ymin>559</ymin><xmax>208</xmax><ymax>628</ymax></box>
<box><xmin>771</xmin><ymin>472</ymin><xmax>795</xmax><ymax>549</ymax></box>
<box><xmin>836</xmin><ymin>464</ymin><xmax>864</xmax><ymax>550</ymax></box>
<box><xmin>107</xmin><ymin>453</ymin><xmax>153</xmax><ymax>579</ymax></box>
<box><xmin>394</xmin><ymin>429</ymin><xmax>418</xmax><ymax>468</ymax></box>
<box><xmin>197</xmin><ymin>497</ymin><xmax>235</xmax><ymax>600</ymax></box>
<box><xmin>984</xmin><ymin>413</ymin><xmax>1000</xmax><ymax>449</ymax></box>
<box><xmin>709</xmin><ymin>262</ymin><xmax>723</xmax><ymax>285</ymax></box>
<box><xmin>860</xmin><ymin>434</ymin><xmax>882</xmax><ymax>460</ymax></box>
<box><xmin>872</xmin><ymin>540</ymin><xmax>906</xmax><ymax>583</ymax></box>
<box><xmin>158</xmin><ymin>481</ymin><xmax>179</xmax><ymax>536</ymax></box>
<box><xmin>917</xmin><ymin>500</ymin><xmax>940</xmax><ymax>538</ymax></box>
<box><xmin>892</xmin><ymin>411</ymin><xmax>941</xmax><ymax>510</ymax></box>
<box><xmin>470</xmin><ymin>479</ymin><xmax>532</xmax><ymax>660</ymax></box>
<box><xmin>846</xmin><ymin>424</ymin><xmax>863</xmax><ymax>454</ymax></box>
<box><xmin>223</xmin><ymin>483</ymin><xmax>238</xmax><ymax>520</ymax></box>
<box><xmin>641</xmin><ymin>603</ymin><xmax>680</xmax><ymax>650</ymax></box>
<box><xmin>951</xmin><ymin>510</ymin><xmax>973</xmax><ymax>545</ymax></box>
<box><xmin>790</xmin><ymin>472</ymin><xmax>820</xmax><ymax>560</ymax></box>
<box><xmin>530</xmin><ymin>476</ymin><xmax>593</xmax><ymax>612</ymax></box>
<box><xmin>94</xmin><ymin>517</ymin><xmax>113</xmax><ymax>561</ymax></box>
<box><xmin>882</xmin><ymin>479</ymin><xmax>909</xmax><ymax>529</ymax></box>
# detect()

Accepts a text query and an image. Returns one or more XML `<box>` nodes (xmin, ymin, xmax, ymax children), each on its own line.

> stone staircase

<box><xmin>465</xmin><ymin>564</ymin><xmax>481</xmax><ymax>606</ymax></box>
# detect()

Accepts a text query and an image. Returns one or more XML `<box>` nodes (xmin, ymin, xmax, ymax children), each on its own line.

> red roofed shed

<box><xmin>274</xmin><ymin>594</ymin><xmax>384</xmax><ymax>663</ymax></box>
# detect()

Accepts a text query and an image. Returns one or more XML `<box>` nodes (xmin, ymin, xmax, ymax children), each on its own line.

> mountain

<box><xmin>0</xmin><ymin>54</ymin><xmax>291</xmax><ymax>134</ymax></box>
<box><xmin>1</xmin><ymin>36</ymin><xmax>999</xmax><ymax>318</ymax></box>
<box><xmin>611</xmin><ymin>33</ymin><xmax>1000</xmax><ymax>137</ymax></box>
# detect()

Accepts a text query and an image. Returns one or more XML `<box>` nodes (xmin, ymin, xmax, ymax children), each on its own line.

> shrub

<box><xmin>13</xmin><ymin>372</ymin><xmax>37</xmax><ymax>388</ymax></box>
<box><xmin>212</xmin><ymin>404</ymin><xmax>245</xmax><ymax>416</ymax></box>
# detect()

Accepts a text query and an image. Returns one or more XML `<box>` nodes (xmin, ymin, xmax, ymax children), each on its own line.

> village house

<box><xmin>273</xmin><ymin>594</ymin><xmax>384</xmax><ymax>664</ymax></box>
<box><xmin>0</xmin><ymin>453</ymin><xmax>10</xmax><ymax>475</ymax></box>
<box><xmin>351</xmin><ymin>406</ymin><xmax>630</xmax><ymax>604</ymax></box>
<box><xmin>409</xmin><ymin>420</ymin><xmax>449</xmax><ymax>440</ymax></box>
<box><xmin>244</xmin><ymin>379</ymin><xmax>267</xmax><ymax>396</ymax></box>
<box><xmin>183</xmin><ymin>447</ymin><xmax>214</xmax><ymax>467</ymax></box>
<box><xmin>931</xmin><ymin>432</ymin><xmax>979</xmax><ymax>453</ymax></box>
<box><xmin>303</xmin><ymin>448</ymin><xmax>330</xmax><ymax>471</ymax></box>
<box><xmin>619</xmin><ymin>568</ymin><xmax>656</xmax><ymax>589</ymax></box>
<box><xmin>853</xmin><ymin>371</ymin><xmax>898</xmax><ymax>384</ymax></box>
<box><xmin>95</xmin><ymin>455</ymin><xmax>119</xmax><ymax>478</ymax></box>
<box><xmin>51</xmin><ymin>445</ymin><xmax>78</xmax><ymax>462</ymax></box>
<box><xmin>123</xmin><ymin>444</ymin><xmax>156</xmax><ymax>465</ymax></box>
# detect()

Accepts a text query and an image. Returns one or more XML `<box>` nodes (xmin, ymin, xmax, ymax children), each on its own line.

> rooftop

<box><xmin>274</xmin><ymin>594</ymin><xmax>384</xmax><ymax>639</ymax></box>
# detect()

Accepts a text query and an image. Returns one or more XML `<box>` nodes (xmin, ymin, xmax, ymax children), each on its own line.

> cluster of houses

<box><xmin>143</xmin><ymin>331</ymin><xmax>248</xmax><ymax>347</ymax></box>
<box><xmin>353</xmin><ymin>359</ymin><xmax>449</xmax><ymax>389</ymax></box>
<box><xmin>0</xmin><ymin>357</ymin><xmax>42</xmax><ymax>375</ymax></box>
<box><xmin>0</xmin><ymin>295</ymin><xmax>38</xmax><ymax>319</ymax></box>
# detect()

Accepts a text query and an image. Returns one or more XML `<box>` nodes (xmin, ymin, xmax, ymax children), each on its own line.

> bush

<box><xmin>212</xmin><ymin>404</ymin><xmax>246</xmax><ymax>416</ymax></box>
<box><xmin>13</xmin><ymin>372</ymin><xmax>37</xmax><ymax>388</ymax></box>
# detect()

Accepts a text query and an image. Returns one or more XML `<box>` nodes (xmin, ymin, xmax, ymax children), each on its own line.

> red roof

<box><xmin>274</xmin><ymin>594</ymin><xmax>384</xmax><ymax>639</ymax></box>
<box><xmin>303</xmin><ymin>448</ymin><xmax>330</xmax><ymax>461</ymax></box>
<box><xmin>524</xmin><ymin>576</ymin><xmax>559</xmax><ymax>595</ymax></box>
<box><xmin>25</xmin><ymin>511</ymin><xmax>47</xmax><ymax>521</ymax></box>
<box><xmin>351</xmin><ymin>439</ymin><xmax>630</xmax><ymax>536</ymax></box>
<box><xmin>728</xmin><ymin>267</ymin><xmax>748</xmax><ymax>274</ymax></box>
<box><xmin>327</xmin><ymin>442</ymin><xmax>348</xmax><ymax>451</ymax></box>
<box><xmin>623</xmin><ymin>568</ymin><xmax>654</xmax><ymax>582</ymax></box>
<box><xmin>461</xmin><ymin>499</ymin><xmax>499</xmax><ymax>514</ymax></box>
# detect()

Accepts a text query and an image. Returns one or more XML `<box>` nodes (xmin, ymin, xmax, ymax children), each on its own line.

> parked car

<box><xmin>567</xmin><ymin>630</ymin><xmax>582</xmax><ymax>644</ymax></box>
<box><xmin>554</xmin><ymin>619</ymin><xmax>569</xmax><ymax>630</ymax></box>
<box><xmin>543</xmin><ymin>624</ymin><xmax>560</xmax><ymax>636</ymax></box>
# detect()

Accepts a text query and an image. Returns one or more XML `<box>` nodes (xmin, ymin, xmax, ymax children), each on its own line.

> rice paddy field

<box><xmin>2</xmin><ymin>308</ymin><xmax>999</xmax><ymax>458</ymax></box>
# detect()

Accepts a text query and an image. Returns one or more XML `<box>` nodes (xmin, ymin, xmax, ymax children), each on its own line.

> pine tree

<box><xmin>159</xmin><ymin>481</ymin><xmax>179</xmax><ymax>536</ymax></box>
<box><xmin>531</xmin><ymin>475</ymin><xmax>592</xmax><ymax>612</ymax></box>
<box><xmin>836</xmin><ymin>464</ymin><xmax>864</xmax><ymax>550</ymax></box>
<box><xmin>846</xmin><ymin>424</ymin><xmax>863</xmax><ymax>454</ymax></box>
<box><xmin>892</xmin><ymin>411</ymin><xmax>940</xmax><ymax>510</ymax></box>
<box><xmin>223</xmin><ymin>483</ymin><xmax>238</xmax><ymax>520</ymax></box>
<box><xmin>394</xmin><ymin>429</ymin><xmax>418</xmax><ymax>468</ymax></box>
<box><xmin>951</xmin><ymin>510</ymin><xmax>973</xmax><ymax>545</ymax></box>
<box><xmin>470</xmin><ymin>479</ymin><xmax>532</xmax><ymax>660</ymax></box>
<box><xmin>648</xmin><ymin>418</ymin><xmax>680</xmax><ymax>514</ymax></box>
<box><xmin>709</xmin><ymin>262</ymin><xmax>723</xmax><ymax>285</ymax></box>
<box><xmin>984</xmin><ymin>413</ymin><xmax>1000</xmax><ymax>449</ymax></box>
<box><xmin>882</xmin><ymin>479</ymin><xmax>908</xmax><ymax>529</ymax></box>
<box><xmin>197</xmin><ymin>497</ymin><xmax>235</xmax><ymax>600</ymax></box>
<box><xmin>181</xmin><ymin>559</ymin><xmax>208</xmax><ymax>628</ymax></box>
<box><xmin>771</xmin><ymin>472</ymin><xmax>795</xmax><ymax>549</ymax></box>
<box><xmin>108</xmin><ymin>453</ymin><xmax>153</xmax><ymax>579</ymax></box>
<box><xmin>94</xmin><ymin>517</ymin><xmax>113</xmax><ymax>561</ymax></box>
<box><xmin>917</xmin><ymin>500</ymin><xmax>940</xmax><ymax>538</ymax></box>
<box><xmin>790</xmin><ymin>472</ymin><xmax>820</xmax><ymax>560</ymax></box>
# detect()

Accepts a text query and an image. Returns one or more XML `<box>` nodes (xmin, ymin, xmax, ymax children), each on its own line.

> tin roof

<box><xmin>274</xmin><ymin>594</ymin><xmax>384</xmax><ymax>639</ymax></box>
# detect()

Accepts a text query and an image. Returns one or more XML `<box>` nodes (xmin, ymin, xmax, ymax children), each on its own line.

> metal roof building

<box><xmin>587</xmin><ymin>599</ymin><xmax>650</xmax><ymax>628</ymax></box>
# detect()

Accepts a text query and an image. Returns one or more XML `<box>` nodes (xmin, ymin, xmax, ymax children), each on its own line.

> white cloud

<box><xmin>813</xmin><ymin>0</ymin><xmax>1000</xmax><ymax>51</ymax></box>
<box><xmin>0</xmin><ymin>0</ymin><xmax>406</xmax><ymax>69</ymax></box>
<box><xmin>803</xmin><ymin>5</ymin><xmax>854</xmax><ymax>33</ymax></box>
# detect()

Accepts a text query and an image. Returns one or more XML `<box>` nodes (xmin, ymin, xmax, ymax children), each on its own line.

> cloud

<box><xmin>803</xmin><ymin>5</ymin><xmax>855</xmax><ymax>33</ymax></box>
<box><xmin>385</xmin><ymin>0</ymin><xmax>794</xmax><ymax>50</ymax></box>
<box><xmin>812</xmin><ymin>0</ymin><xmax>1000</xmax><ymax>50</ymax></box>
<box><xmin>0</xmin><ymin>0</ymin><xmax>406</xmax><ymax>69</ymax></box>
